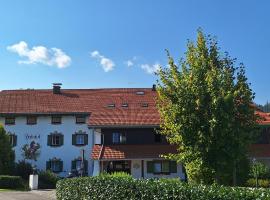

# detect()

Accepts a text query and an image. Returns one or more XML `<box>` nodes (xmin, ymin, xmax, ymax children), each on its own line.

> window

<box><xmin>47</xmin><ymin>159</ymin><xmax>63</xmax><ymax>173</ymax></box>
<box><xmin>107</xmin><ymin>103</ymin><xmax>115</xmax><ymax>108</ymax></box>
<box><xmin>141</xmin><ymin>103</ymin><xmax>148</xmax><ymax>107</ymax></box>
<box><xmin>121</xmin><ymin>103</ymin><xmax>128</xmax><ymax>108</ymax></box>
<box><xmin>5</xmin><ymin>117</ymin><xmax>15</xmax><ymax>125</ymax></box>
<box><xmin>154</xmin><ymin>134</ymin><xmax>162</xmax><ymax>143</ymax></box>
<box><xmin>76</xmin><ymin>135</ymin><xmax>84</xmax><ymax>145</ymax></box>
<box><xmin>76</xmin><ymin>116</ymin><xmax>86</xmax><ymax>124</ymax></box>
<box><xmin>112</xmin><ymin>133</ymin><xmax>126</xmax><ymax>144</ymax></box>
<box><xmin>71</xmin><ymin>159</ymin><xmax>88</xmax><ymax>175</ymax></box>
<box><xmin>47</xmin><ymin>133</ymin><xmax>64</xmax><ymax>147</ymax></box>
<box><xmin>27</xmin><ymin>116</ymin><xmax>37</xmax><ymax>125</ymax></box>
<box><xmin>72</xmin><ymin>132</ymin><xmax>88</xmax><ymax>146</ymax></box>
<box><xmin>51</xmin><ymin>116</ymin><xmax>61</xmax><ymax>124</ymax></box>
<box><xmin>147</xmin><ymin>160</ymin><xmax>177</xmax><ymax>174</ymax></box>
<box><xmin>9</xmin><ymin>134</ymin><xmax>17</xmax><ymax>147</ymax></box>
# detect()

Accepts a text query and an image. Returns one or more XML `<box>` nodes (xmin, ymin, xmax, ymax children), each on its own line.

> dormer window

<box><xmin>122</xmin><ymin>103</ymin><xmax>128</xmax><ymax>108</ymax></box>
<box><xmin>107</xmin><ymin>103</ymin><xmax>115</xmax><ymax>108</ymax></box>
<box><xmin>141</xmin><ymin>103</ymin><xmax>148</xmax><ymax>107</ymax></box>
<box><xmin>136</xmin><ymin>91</ymin><xmax>145</xmax><ymax>95</ymax></box>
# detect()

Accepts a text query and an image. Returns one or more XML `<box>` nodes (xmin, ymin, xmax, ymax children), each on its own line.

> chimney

<box><xmin>52</xmin><ymin>83</ymin><xmax>62</xmax><ymax>94</ymax></box>
<box><xmin>152</xmin><ymin>84</ymin><xmax>156</xmax><ymax>91</ymax></box>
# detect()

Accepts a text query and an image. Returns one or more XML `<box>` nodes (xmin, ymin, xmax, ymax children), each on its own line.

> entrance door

<box><xmin>106</xmin><ymin>160</ymin><xmax>131</xmax><ymax>174</ymax></box>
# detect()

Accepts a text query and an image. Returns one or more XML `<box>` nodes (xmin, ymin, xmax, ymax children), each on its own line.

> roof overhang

<box><xmin>88</xmin><ymin>124</ymin><xmax>160</xmax><ymax>129</ymax></box>
<box><xmin>0</xmin><ymin>112</ymin><xmax>90</xmax><ymax>117</ymax></box>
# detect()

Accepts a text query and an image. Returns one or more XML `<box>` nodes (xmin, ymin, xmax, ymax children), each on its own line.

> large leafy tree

<box><xmin>0</xmin><ymin>125</ymin><xmax>15</xmax><ymax>175</ymax></box>
<box><xmin>156</xmin><ymin>30</ymin><xmax>257</xmax><ymax>185</ymax></box>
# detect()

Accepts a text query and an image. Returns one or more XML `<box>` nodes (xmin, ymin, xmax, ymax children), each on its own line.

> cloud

<box><xmin>141</xmin><ymin>63</ymin><xmax>161</xmax><ymax>74</ymax></box>
<box><xmin>90</xmin><ymin>50</ymin><xmax>115</xmax><ymax>72</ymax></box>
<box><xmin>7</xmin><ymin>41</ymin><xmax>71</xmax><ymax>68</ymax></box>
<box><xmin>125</xmin><ymin>60</ymin><xmax>134</xmax><ymax>67</ymax></box>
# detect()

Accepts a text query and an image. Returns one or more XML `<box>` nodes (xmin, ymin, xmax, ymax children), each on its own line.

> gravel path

<box><xmin>0</xmin><ymin>189</ymin><xmax>56</xmax><ymax>200</ymax></box>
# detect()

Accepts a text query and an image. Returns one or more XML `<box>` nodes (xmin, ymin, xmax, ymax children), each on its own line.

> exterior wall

<box><xmin>0</xmin><ymin>116</ymin><xmax>93</xmax><ymax>177</ymax></box>
<box><xmin>102</xmin><ymin>128</ymin><xmax>168</xmax><ymax>145</ymax></box>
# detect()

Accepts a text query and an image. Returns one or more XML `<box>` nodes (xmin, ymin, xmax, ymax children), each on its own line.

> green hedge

<box><xmin>0</xmin><ymin>175</ymin><xmax>28</xmax><ymax>190</ymax></box>
<box><xmin>38</xmin><ymin>170</ymin><xmax>60</xmax><ymax>189</ymax></box>
<box><xmin>246</xmin><ymin>178</ymin><xmax>270</xmax><ymax>188</ymax></box>
<box><xmin>56</xmin><ymin>176</ymin><xmax>270</xmax><ymax>200</ymax></box>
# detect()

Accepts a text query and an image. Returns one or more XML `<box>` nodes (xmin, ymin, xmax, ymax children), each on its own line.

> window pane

<box><xmin>76</xmin><ymin>116</ymin><xmax>86</xmax><ymax>124</ymax></box>
<box><xmin>154</xmin><ymin>162</ymin><xmax>161</xmax><ymax>173</ymax></box>
<box><xmin>52</xmin><ymin>161</ymin><xmax>60</xmax><ymax>172</ymax></box>
<box><xmin>76</xmin><ymin>135</ymin><xmax>84</xmax><ymax>144</ymax></box>
<box><xmin>27</xmin><ymin>116</ymin><xmax>37</xmax><ymax>124</ymax></box>
<box><xmin>112</xmin><ymin>133</ymin><xmax>120</xmax><ymax>144</ymax></box>
<box><xmin>5</xmin><ymin>117</ymin><xmax>15</xmax><ymax>125</ymax></box>
<box><xmin>52</xmin><ymin>116</ymin><xmax>61</xmax><ymax>124</ymax></box>
<box><xmin>120</xmin><ymin>134</ymin><xmax>126</xmax><ymax>143</ymax></box>
<box><xmin>162</xmin><ymin>161</ymin><xmax>170</xmax><ymax>173</ymax></box>
<box><xmin>76</xmin><ymin>160</ymin><xmax>82</xmax><ymax>170</ymax></box>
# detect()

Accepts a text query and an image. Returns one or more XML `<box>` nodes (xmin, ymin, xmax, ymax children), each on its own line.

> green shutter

<box><xmin>71</xmin><ymin>160</ymin><xmax>76</xmax><ymax>171</ymax></box>
<box><xmin>147</xmin><ymin>161</ymin><xmax>154</xmax><ymax>173</ymax></box>
<box><xmin>84</xmin><ymin>134</ymin><xmax>88</xmax><ymax>145</ymax></box>
<box><xmin>60</xmin><ymin>134</ymin><xmax>64</xmax><ymax>146</ymax></box>
<box><xmin>46</xmin><ymin>161</ymin><xmax>51</xmax><ymax>170</ymax></box>
<box><xmin>170</xmin><ymin>161</ymin><xmax>177</xmax><ymax>173</ymax></box>
<box><xmin>13</xmin><ymin>135</ymin><xmax>17</xmax><ymax>147</ymax></box>
<box><xmin>72</xmin><ymin>134</ymin><xmax>76</xmax><ymax>145</ymax></box>
<box><xmin>47</xmin><ymin>135</ymin><xmax>52</xmax><ymax>146</ymax></box>
<box><xmin>59</xmin><ymin>161</ymin><xmax>63</xmax><ymax>172</ymax></box>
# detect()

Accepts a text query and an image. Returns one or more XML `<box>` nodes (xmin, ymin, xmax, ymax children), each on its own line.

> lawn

<box><xmin>0</xmin><ymin>189</ymin><xmax>13</xmax><ymax>192</ymax></box>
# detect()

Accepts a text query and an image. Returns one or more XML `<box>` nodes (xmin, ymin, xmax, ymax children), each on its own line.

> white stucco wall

<box><xmin>0</xmin><ymin>116</ymin><xmax>93</xmax><ymax>177</ymax></box>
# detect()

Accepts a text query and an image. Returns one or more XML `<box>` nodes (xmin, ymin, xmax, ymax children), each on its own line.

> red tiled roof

<box><xmin>91</xmin><ymin>144</ymin><xmax>178</xmax><ymax>160</ymax></box>
<box><xmin>256</xmin><ymin>111</ymin><xmax>270</xmax><ymax>125</ymax></box>
<box><xmin>0</xmin><ymin>88</ymin><xmax>160</xmax><ymax>126</ymax></box>
<box><xmin>250</xmin><ymin>144</ymin><xmax>270</xmax><ymax>157</ymax></box>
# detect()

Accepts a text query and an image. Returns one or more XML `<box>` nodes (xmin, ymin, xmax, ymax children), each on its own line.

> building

<box><xmin>0</xmin><ymin>84</ymin><xmax>185</xmax><ymax>179</ymax></box>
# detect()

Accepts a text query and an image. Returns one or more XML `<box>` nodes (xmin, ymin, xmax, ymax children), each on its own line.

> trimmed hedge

<box><xmin>0</xmin><ymin>175</ymin><xmax>28</xmax><ymax>190</ymax></box>
<box><xmin>56</xmin><ymin>176</ymin><xmax>270</xmax><ymax>200</ymax></box>
<box><xmin>38</xmin><ymin>170</ymin><xmax>60</xmax><ymax>189</ymax></box>
<box><xmin>246</xmin><ymin>178</ymin><xmax>270</xmax><ymax>188</ymax></box>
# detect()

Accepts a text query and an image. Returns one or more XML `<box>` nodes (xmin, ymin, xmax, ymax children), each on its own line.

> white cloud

<box><xmin>90</xmin><ymin>50</ymin><xmax>115</xmax><ymax>72</ymax></box>
<box><xmin>125</xmin><ymin>60</ymin><xmax>134</xmax><ymax>67</ymax></box>
<box><xmin>141</xmin><ymin>63</ymin><xmax>161</xmax><ymax>74</ymax></box>
<box><xmin>7</xmin><ymin>41</ymin><xmax>71</xmax><ymax>68</ymax></box>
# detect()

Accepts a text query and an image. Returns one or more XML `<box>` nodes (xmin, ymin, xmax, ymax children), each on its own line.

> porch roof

<box><xmin>91</xmin><ymin>144</ymin><xmax>178</xmax><ymax>160</ymax></box>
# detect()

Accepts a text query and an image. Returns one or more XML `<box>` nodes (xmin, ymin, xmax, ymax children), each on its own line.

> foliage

<box><xmin>99</xmin><ymin>171</ymin><xmax>133</xmax><ymax>179</ymax></box>
<box><xmin>0</xmin><ymin>126</ymin><xmax>15</xmax><ymax>175</ymax></box>
<box><xmin>246</xmin><ymin>178</ymin><xmax>270</xmax><ymax>188</ymax></box>
<box><xmin>56</xmin><ymin>176</ymin><xmax>270</xmax><ymax>200</ymax></box>
<box><xmin>38</xmin><ymin>170</ymin><xmax>60</xmax><ymax>189</ymax></box>
<box><xmin>14</xmin><ymin>160</ymin><xmax>33</xmax><ymax>180</ymax></box>
<box><xmin>0</xmin><ymin>175</ymin><xmax>29</xmax><ymax>190</ymax></box>
<box><xmin>250</xmin><ymin>161</ymin><xmax>270</xmax><ymax>179</ymax></box>
<box><xmin>156</xmin><ymin>29</ymin><xmax>257</xmax><ymax>185</ymax></box>
<box><xmin>21</xmin><ymin>141</ymin><xmax>41</xmax><ymax>161</ymax></box>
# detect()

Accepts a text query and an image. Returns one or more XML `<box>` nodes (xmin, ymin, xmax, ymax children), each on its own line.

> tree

<box><xmin>156</xmin><ymin>29</ymin><xmax>257</xmax><ymax>185</ymax></box>
<box><xmin>0</xmin><ymin>125</ymin><xmax>15</xmax><ymax>175</ymax></box>
<box><xmin>250</xmin><ymin>159</ymin><xmax>269</xmax><ymax>187</ymax></box>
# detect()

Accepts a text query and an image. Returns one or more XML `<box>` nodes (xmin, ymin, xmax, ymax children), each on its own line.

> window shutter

<box><xmin>170</xmin><ymin>161</ymin><xmax>177</xmax><ymax>173</ymax></box>
<box><xmin>147</xmin><ymin>161</ymin><xmax>154</xmax><ymax>173</ymax></box>
<box><xmin>59</xmin><ymin>161</ymin><xmax>63</xmax><ymax>172</ymax></box>
<box><xmin>84</xmin><ymin>134</ymin><xmax>88</xmax><ymax>145</ymax></box>
<box><xmin>71</xmin><ymin>160</ymin><xmax>76</xmax><ymax>170</ymax></box>
<box><xmin>84</xmin><ymin>160</ymin><xmax>88</xmax><ymax>174</ymax></box>
<box><xmin>72</xmin><ymin>134</ymin><xmax>76</xmax><ymax>145</ymax></box>
<box><xmin>46</xmin><ymin>161</ymin><xmax>51</xmax><ymax>170</ymax></box>
<box><xmin>47</xmin><ymin>135</ymin><xmax>52</xmax><ymax>146</ymax></box>
<box><xmin>60</xmin><ymin>134</ymin><xmax>64</xmax><ymax>146</ymax></box>
<box><xmin>13</xmin><ymin>135</ymin><xmax>17</xmax><ymax>147</ymax></box>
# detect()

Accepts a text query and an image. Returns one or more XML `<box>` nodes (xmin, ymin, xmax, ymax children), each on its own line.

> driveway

<box><xmin>0</xmin><ymin>189</ymin><xmax>56</xmax><ymax>200</ymax></box>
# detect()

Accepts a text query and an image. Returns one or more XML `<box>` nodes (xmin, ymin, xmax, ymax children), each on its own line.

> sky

<box><xmin>0</xmin><ymin>0</ymin><xmax>269</xmax><ymax>104</ymax></box>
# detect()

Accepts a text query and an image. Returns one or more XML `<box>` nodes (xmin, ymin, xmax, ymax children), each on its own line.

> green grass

<box><xmin>0</xmin><ymin>189</ymin><xmax>13</xmax><ymax>192</ymax></box>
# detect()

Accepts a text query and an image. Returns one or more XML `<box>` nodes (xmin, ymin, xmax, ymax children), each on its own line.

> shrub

<box><xmin>14</xmin><ymin>160</ymin><xmax>33</xmax><ymax>180</ymax></box>
<box><xmin>246</xmin><ymin>178</ymin><xmax>270</xmax><ymax>188</ymax></box>
<box><xmin>0</xmin><ymin>175</ymin><xmax>28</xmax><ymax>190</ymax></box>
<box><xmin>56</xmin><ymin>176</ymin><xmax>270</xmax><ymax>200</ymax></box>
<box><xmin>38</xmin><ymin>170</ymin><xmax>60</xmax><ymax>189</ymax></box>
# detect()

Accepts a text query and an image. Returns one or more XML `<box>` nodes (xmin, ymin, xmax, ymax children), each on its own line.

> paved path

<box><xmin>0</xmin><ymin>189</ymin><xmax>56</xmax><ymax>200</ymax></box>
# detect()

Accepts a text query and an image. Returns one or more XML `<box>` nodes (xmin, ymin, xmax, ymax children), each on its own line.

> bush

<box><xmin>246</xmin><ymin>178</ymin><xmax>270</xmax><ymax>188</ymax></box>
<box><xmin>14</xmin><ymin>160</ymin><xmax>33</xmax><ymax>180</ymax></box>
<box><xmin>0</xmin><ymin>175</ymin><xmax>28</xmax><ymax>190</ymax></box>
<box><xmin>38</xmin><ymin>170</ymin><xmax>60</xmax><ymax>189</ymax></box>
<box><xmin>56</xmin><ymin>176</ymin><xmax>270</xmax><ymax>200</ymax></box>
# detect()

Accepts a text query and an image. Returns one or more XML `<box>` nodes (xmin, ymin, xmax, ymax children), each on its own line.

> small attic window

<box><xmin>122</xmin><ymin>103</ymin><xmax>128</xmax><ymax>108</ymax></box>
<box><xmin>141</xmin><ymin>103</ymin><xmax>149</xmax><ymax>107</ymax></box>
<box><xmin>107</xmin><ymin>103</ymin><xmax>115</xmax><ymax>108</ymax></box>
<box><xmin>136</xmin><ymin>91</ymin><xmax>145</xmax><ymax>95</ymax></box>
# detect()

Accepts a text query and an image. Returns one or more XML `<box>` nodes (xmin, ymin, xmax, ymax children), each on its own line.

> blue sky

<box><xmin>0</xmin><ymin>0</ymin><xmax>269</xmax><ymax>104</ymax></box>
